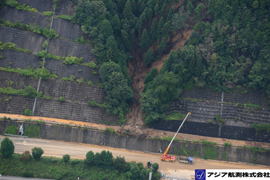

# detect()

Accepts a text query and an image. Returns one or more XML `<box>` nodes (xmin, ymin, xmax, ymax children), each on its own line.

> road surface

<box><xmin>0</xmin><ymin>136</ymin><xmax>268</xmax><ymax>180</ymax></box>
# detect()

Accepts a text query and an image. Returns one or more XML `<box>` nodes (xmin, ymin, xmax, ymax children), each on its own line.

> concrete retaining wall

<box><xmin>0</xmin><ymin>120</ymin><xmax>269</xmax><ymax>166</ymax></box>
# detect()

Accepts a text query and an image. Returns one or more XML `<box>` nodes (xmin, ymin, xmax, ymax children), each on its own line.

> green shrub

<box><xmin>42</xmin><ymin>40</ymin><xmax>48</xmax><ymax>49</ymax></box>
<box><xmin>43</xmin><ymin>11</ymin><xmax>53</xmax><ymax>17</ymax></box>
<box><xmin>202</xmin><ymin>139</ymin><xmax>217</xmax><ymax>146</ymax></box>
<box><xmin>104</xmin><ymin>127</ymin><xmax>115</xmax><ymax>133</ymax></box>
<box><xmin>223</xmin><ymin>142</ymin><xmax>232</xmax><ymax>148</ymax></box>
<box><xmin>32</xmin><ymin>147</ymin><xmax>44</xmax><ymax>160</ymax></box>
<box><xmin>75</xmin><ymin>37</ymin><xmax>85</xmax><ymax>44</ymax></box>
<box><xmin>23</xmin><ymin>109</ymin><xmax>33</xmax><ymax>116</ymax></box>
<box><xmin>43</xmin><ymin>95</ymin><xmax>53</xmax><ymax>99</ymax></box>
<box><xmin>20</xmin><ymin>151</ymin><xmax>32</xmax><ymax>162</ymax></box>
<box><xmin>83</xmin><ymin>61</ymin><xmax>98</xmax><ymax>69</ymax></box>
<box><xmin>76</xmin><ymin>78</ymin><xmax>84</xmax><ymax>84</ymax></box>
<box><xmin>0</xmin><ymin>41</ymin><xmax>31</xmax><ymax>53</ymax></box>
<box><xmin>0</xmin><ymin>137</ymin><xmax>14</xmax><ymax>158</ymax></box>
<box><xmin>57</xmin><ymin>96</ymin><xmax>66</xmax><ymax>102</ymax></box>
<box><xmin>63</xmin><ymin>154</ymin><xmax>70</xmax><ymax>163</ymax></box>
<box><xmin>88</xmin><ymin>100</ymin><xmax>100</xmax><ymax>107</ymax></box>
<box><xmin>4</xmin><ymin>124</ymin><xmax>19</xmax><ymax>135</ymax></box>
<box><xmin>63</xmin><ymin>55</ymin><xmax>84</xmax><ymax>65</ymax></box>
<box><xmin>56</xmin><ymin>15</ymin><xmax>72</xmax><ymax>20</ymax></box>
<box><xmin>86</xmin><ymin>80</ymin><xmax>93</xmax><ymax>86</ymax></box>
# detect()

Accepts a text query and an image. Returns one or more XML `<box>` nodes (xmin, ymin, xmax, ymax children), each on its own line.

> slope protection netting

<box><xmin>0</xmin><ymin>71</ymin><xmax>38</xmax><ymax>89</ymax></box>
<box><xmin>55</xmin><ymin>0</ymin><xmax>74</xmax><ymax>16</ymax></box>
<box><xmin>0</xmin><ymin>26</ymin><xmax>45</xmax><ymax>53</ymax></box>
<box><xmin>35</xmin><ymin>79</ymin><xmax>118</xmax><ymax>123</ymax></box>
<box><xmin>0</xmin><ymin>50</ymin><xmax>41</xmax><ymax>69</ymax></box>
<box><xmin>39</xmin><ymin>79</ymin><xmax>105</xmax><ymax>104</ymax></box>
<box><xmin>0</xmin><ymin>6</ymin><xmax>50</xmax><ymax>28</ymax></box>
<box><xmin>16</xmin><ymin>0</ymin><xmax>54</xmax><ymax>13</ymax></box>
<box><xmin>0</xmin><ymin>95</ymin><xmax>34</xmax><ymax>114</ymax></box>
<box><xmin>52</xmin><ymin>18</ymin><xmax>83</xmax><ymax>41</ymax></box>
<box><xmin>169</xmin><ymin>100</ymin><xmax>270</xmax><ymax>124</ymax></box>
<box><xmin>181</xmin><ymin>88</ymin><xmax>269</xmax><ymax>107</ymax></box>
<box><xmin>0</xmin><ymin>72</ymin><xmax>37</xmax><ymax>115</ymax></box>
<box><xmin>35</xmin><ymin>98</ymin><xmax>118</xmax><ymax>123</ymax></box>
<box><xmin>48</xmin><ymin>39</ymin><xmax>95</xmax><ymax>63</ymax></box>
<box><xmin>45</xmin><ymin>59</ymin><xmax>100</xmax><ymax>84</ymax></box>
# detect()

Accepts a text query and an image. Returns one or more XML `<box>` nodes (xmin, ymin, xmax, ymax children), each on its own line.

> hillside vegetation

<box><xmin>1</xmin><ymin>0</ymin><xmax>269</xmax><ymax>126</ymax></box>
<box><xmin>69</xmin><ymin>0</ymin><xmax>270</xmax><ymax>124</ymax></box>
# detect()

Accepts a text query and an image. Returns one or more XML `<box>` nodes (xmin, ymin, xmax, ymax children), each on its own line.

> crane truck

<box><xmin>160</xmin><ymin>112</ymin><xmax>193</xmax><ymax>164</ymax></box>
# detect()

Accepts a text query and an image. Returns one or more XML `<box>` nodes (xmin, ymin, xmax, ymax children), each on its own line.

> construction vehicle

<box><xmin>160</xmin><ymin>112</ymin><xmax>191</xmax><ymax>163</ymax></box>
<box><xmin>178</xmin><ymin>150</ymin><xmax>194</xmax><ymax>164</ymax></box>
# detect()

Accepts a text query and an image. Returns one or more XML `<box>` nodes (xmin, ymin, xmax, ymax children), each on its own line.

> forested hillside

<box><xmin>71</xmin><ymin>0</ymin><xmax>270</xmax><ymax>125</ymax></box>
<box><xmin>1</xmin><ymin>0</ymin><xmax>269</xmax><ymax>126</ymax></box>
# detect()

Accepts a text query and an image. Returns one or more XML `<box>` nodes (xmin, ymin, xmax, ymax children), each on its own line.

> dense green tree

<box><xmin>0</xmin><ymin>137</ymin><xmax>14</xmax><ymax>158</ymax></box>
<box><xmin>146</xmin><ymin>8</ymin><xmax>153</xmax><ymax>21</ymax></box>
<box><xmin>194</xmin><ymin>3</ymin><xmax>205</xmax><ymax>19</ymax></box>
<box><xmin>195</xmin><ymin>56</ymin><xmax>202</xmax><ymax>77</ymax></box>
<box><xmin>121</xmin><ymin>30</ymin><xmax>132</xmax><ymax>52</ymax></box>
<box><xmin>144</xmin><ymin>67</ymin><xmax>158</xmax><ymax>84</ymax></box>
<box><xmin>99</xmin><ymin>61</ymin><xmax>133</xmax><ymax>123</ymax></box>
<box><xmin>75</xmin><ymin>1</ymin><xmax>107</xmax><ymax>27</ymax></box>
<box><xmin>160</xmin><ymin>3</ymin><xmax>167</xmax><ymax>16</ymax></box>
<box><xmin>94</xmin><ymin>152</ymin><xmax>100</xmax><ymax>165</ymax></box>
<box><xmin>172</xmin><ymin>6</ymin><xmax>189</xmax><ymax>33</ymax></box>
<box><xmin>154</xmin><ymin>4</ymin><xmax>159</xmax><ymax>16</ymax></box>
<box><xmin>150</xmin><ymin>18</ymin><xmax>158</xmax><ymax>41</ymax></box>
<box><xmin>166</xmin><ymin>6</ymin><xmax>174</xmax><ymax>22</ymax></box>
<box><xmin>157</xmin><ymin>17</ymin><xmax>164</xmax><ymax>40</ymax></box>
<box><xmin>112</xmin><ymin>14</ymin><xmax>121</xmax><ymax>36</ymax></box>
<box><xmin>122</xmin><ymin>0</ymin><xmax>135</xmax><ymax>20</ymax></box>
<box><xmin>152</xmin><ymin>163</ymin><xmax>159</xmax><ymax>172</ymax></box>
<box><xmin>114</xmin><ymin>156</ymin><xmax>130</xmax><ymax>172</ymax></box>
<box><xmin>139</xmin><ymin>29</ymin><xmax>150</xmax><ymax>52</ymax></box>
<box><xmin>187</xmin><ymin>1</ymin><xmax>194</xmax><ymax>13</ymax></box>
<box><xmin>144</xmin><ymin>50</ymin><xmax>154</xmax><ymax>66</ymax></box>
<box><xmin>86</xmin><ymin>151</ymin><xmax>95</xmax><ymax>165</ymax></box>
<box><xmin>99</xmin><ymin>20</ymin><xmax>113</xmax><ymax>39</ymax></box>
<box><xmin>102</xmin><ymin>151</ymin><xmax>113</xmax><ymax>166</ymax></box>
<box><xmin>141</xmin><ymin>71</ymin><xmax>182</xmax><ymax>124</ymax></box>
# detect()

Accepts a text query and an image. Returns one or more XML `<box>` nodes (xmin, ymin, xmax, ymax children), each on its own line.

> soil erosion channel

<box><xmin>2</xmin><ymin>136</ymin><xmax>267</xmax><ymax>180</ymax></box>
<box><xmin>127</xmin><ymin>29</ymin><xmax>193</xmax><ymax>127</ymax></box>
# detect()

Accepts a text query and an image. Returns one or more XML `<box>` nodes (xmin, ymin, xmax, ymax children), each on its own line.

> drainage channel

<box><xmin>32</xmin><ymin>7</ymin><xmax>55</xmax><ymax>115</ymax></box>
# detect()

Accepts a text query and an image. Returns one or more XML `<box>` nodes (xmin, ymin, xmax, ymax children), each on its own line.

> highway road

<box><xmin>0</xmin><ymin>136</ymin><xmax>268</xmax><ymax>179</ymax></box>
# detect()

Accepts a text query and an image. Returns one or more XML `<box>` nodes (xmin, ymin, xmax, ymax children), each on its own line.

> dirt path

<box><xmin>2</xmin><ymin>136</ymin><xmax>268</xmax><ymax>180</ymax></box>
<box><xmin>1</xmin><ymin>113</ymin><xmax>270</xmax><ymax>149</ymax></box>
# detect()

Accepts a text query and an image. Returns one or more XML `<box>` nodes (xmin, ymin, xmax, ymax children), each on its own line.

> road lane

<box><xmin>0</xmin><ymin>136</ymin><xmax>268</xmax><ymax>179</ymax></box>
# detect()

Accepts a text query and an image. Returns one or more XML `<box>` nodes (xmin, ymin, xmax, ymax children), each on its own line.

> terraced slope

<box><xmin>0</xmin><ymin>0</ymin><xmax>117</xmax><ymax>124</ymax></box>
